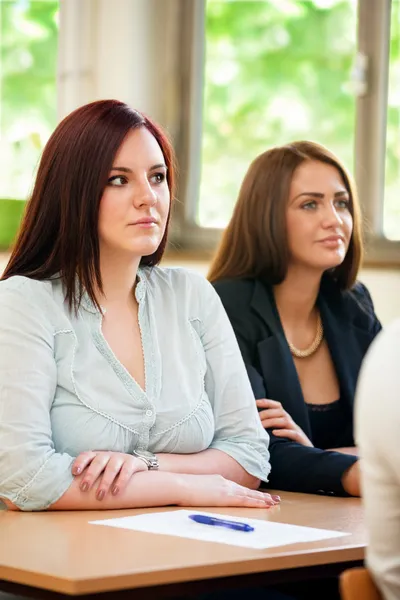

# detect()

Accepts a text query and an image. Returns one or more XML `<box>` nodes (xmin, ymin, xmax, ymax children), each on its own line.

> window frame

<box><xmin>355</xmin><ymin>0</ymin><xmax>400</xmax><ymax>264</ymax></box>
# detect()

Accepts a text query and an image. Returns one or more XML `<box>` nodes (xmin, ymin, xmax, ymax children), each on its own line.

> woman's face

<box><xmin>98</xmin><ymin>127</ymin><xmax>170</xmax><ymax>259</ymax></box>
<box><xmin>286</xmin><ymin>159</ymin><xmax>353</xmax><ymax>273</ymax></box>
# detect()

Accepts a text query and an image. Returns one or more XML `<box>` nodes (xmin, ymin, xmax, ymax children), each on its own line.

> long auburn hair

<box><xmin>2</xmin><ymin>99</ymin><xmax>176</xmax><ymax>309</ymax></box>
<box><xmin>208</xmin><ymin>140</ymin><xmax>363</xmax><ymax>290</ymax></box>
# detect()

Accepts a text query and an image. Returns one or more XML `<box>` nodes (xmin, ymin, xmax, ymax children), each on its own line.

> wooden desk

<box><xmin>0</xmin><ymin>492</ymin><xmax>365</xmax><ymax>599</ymax></box>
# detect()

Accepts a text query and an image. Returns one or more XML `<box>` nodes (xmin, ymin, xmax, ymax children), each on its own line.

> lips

<box><xmin>130</xmin><ymin>218</ymin><xmax>157</xmax><ymax>226</ymax></box>
<box><xmin>319</xmin><ymin>235</ymin><xmax>344</xmax><ymax>243</ymax></box>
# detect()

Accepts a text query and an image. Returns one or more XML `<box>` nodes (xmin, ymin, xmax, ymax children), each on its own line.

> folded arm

<box><xmin>156</xmin><ymin>449</ymin><xmax>260</xmax><ymax>489</ymax></box>
<box><xmin>250</xmin><ymin>367</ymin><xmax>359</xmax><ymax>496</ymax></box>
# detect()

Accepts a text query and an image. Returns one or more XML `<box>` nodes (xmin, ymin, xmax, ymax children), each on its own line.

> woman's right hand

<box><xmin>177</xmin><ymin>474</ymin><xmax>280</xmax><ymax>508</ymax></box>
<box><xmin>256</xmin><ymin>398</ymin><xmax>313</xmax><ymax>447</ymax></box>
<box><xmin>72</xmin><ymin>450</ymin><xmax>148</xmax><ymax>500</ymax></box>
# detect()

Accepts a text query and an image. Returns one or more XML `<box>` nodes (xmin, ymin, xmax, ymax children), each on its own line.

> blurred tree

<box><xmin>0</xmin><ymin>0</ymin><xmax>58</xmax><ymax>199</ymax></box>
<box><xmin>200</xmin><ymin>0</ymin><xmax>400</xmax><ymax>240</ymax></box>
<box><xmin>199</xmin><ymin>0</ymin><xmax>358</xmax><ymax>227</ymax></box>
<box><xmin>384</xmin><ymin>0</ymin><xmax>400</xmax><ymax>240</ymax></box>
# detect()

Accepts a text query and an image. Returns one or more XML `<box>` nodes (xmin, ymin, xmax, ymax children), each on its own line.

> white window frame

<box><xmin>355</xmin><ymin>0</ymin><xmax>400</xmax><ymax>264</ymax></box>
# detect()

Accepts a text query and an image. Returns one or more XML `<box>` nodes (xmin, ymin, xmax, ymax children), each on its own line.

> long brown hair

<box><xmin>2</xmin><ymin>99</ymin><xmax>176</xmax><ymax>309</ymax></box>
<box><xmin>208</xmin><ymin>140</ymin><xmax>363</xmax><ymax>290</ymax></box>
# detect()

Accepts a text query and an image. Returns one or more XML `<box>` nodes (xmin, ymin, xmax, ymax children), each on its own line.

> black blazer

<box><xmin>213</xmin><ymin>275</ymin><xmax>382</xmax><ymax>496</ymax></box>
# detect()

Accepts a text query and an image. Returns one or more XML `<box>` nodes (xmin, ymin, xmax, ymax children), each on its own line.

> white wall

<box><xmin>361</xmin><ymin>268</ymin><xmax>400</xmax><ymax>326</ymax></box>
<box><xmin>57</xmin><ymin>0</ymin><xmax>181</xmax><ymax>135</ymax></box>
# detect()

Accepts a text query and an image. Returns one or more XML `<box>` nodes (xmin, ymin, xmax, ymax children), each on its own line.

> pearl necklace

<box><xmin>287</xmin><ymin>315</ymin><xmax>324</xmax><ymax>359</ymax></box>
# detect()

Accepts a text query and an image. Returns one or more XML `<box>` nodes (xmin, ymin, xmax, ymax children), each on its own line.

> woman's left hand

<box><xmin>256</xmin><ymin>398</ymin><xmax>314</xmax><ymax>447</ymax></box>
<box><xmin>71</xmin><ymin>451</ymin><xmax>148</xmax><ymax>500</ymax></box>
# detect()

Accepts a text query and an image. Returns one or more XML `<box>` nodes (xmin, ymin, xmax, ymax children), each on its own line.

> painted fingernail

<box><xmin>81</xmin><ymin>482</ymin><xmax>89</xmax><ymax>492</ymax></box>
<box><xmin>96</xmin><ymin>490</ymin><xmax>105</xmax><ymax>501</ymax></box>
<box><xmin>272</xmin><ymin>495</ymin><xmax>281</xmax><ymax>502</ymax></box>
<box><xmin>112</xmin><ymin>486</ymin><xmax>119</xmax><ymax>496</ymax></box>
<box><xmin>73</xmin><ymin>466</ymin><xmax>82</xmax><ymax>475</ymax></box>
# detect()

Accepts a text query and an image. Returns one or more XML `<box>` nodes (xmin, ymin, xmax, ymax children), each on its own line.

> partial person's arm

<box><xmin>261</xmin><ymin>423</ymin><xmax>359</xmax><ymax>496</ymax></box>
<box><xmin>0</xmin><ymin>285</ymin><xmax>75</xmax><ymax>511</ymax></box>
<box><xmin>156</xmin><ymin>449</ymin><xmax>259</xmax><ymax>489</ymax></box>
<box><xmin>6</xmin><ymin>470</ymin><xmax>276</xmax><ymax>511</ymax></box>
<box><xmin>326</xmin><ymin>447</ymin><xmax>359</xmax><ymax>456</ymax></box>
<box><xmin>50</xmin><ymin>470</ymin><xmax>276</xmax><ymax>510</ymax></box>
<box><xmin>356</xmin><ymin>321</ymin><xmax>400</xmax><ymax>600</ymax></box>
<box><xmin>4</xmin><ymin>472</ymin><xmax>183</xmax><ymax>511</ymax></box>
<box><xmin>248</xmin><ymin>363</ymin><xmax>359</xmax><ymax>496</ymax></box>
<box><xmin>213</xmin><ymin>280</ymin><xmax>359</xmax><ymax>497</ymax></box>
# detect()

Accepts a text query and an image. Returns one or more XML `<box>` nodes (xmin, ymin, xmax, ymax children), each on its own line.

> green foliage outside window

<box><xmin>199</xmin><ymin>0</ymin><xmax>358</xmax><ymax>228</ymax></box>
<box><xmin>0</xmin><ymin>0</ymin><xmax>58</xmax><ymax>201</ymax></box>
<box><xmin>385</xmin><ymin>0</ymin><xmax>400</xmax><ymax>241</ymax></box>
<box><xmin>200</xmin><ymin>0</ymin><xmax>400</xmax><ymax>242</ymax></box>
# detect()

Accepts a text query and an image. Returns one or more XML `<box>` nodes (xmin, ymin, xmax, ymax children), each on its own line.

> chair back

<box><xmin>340</xmin><ymin>567</ymin><xmax>382</xmax><ymax>600</ymax></box>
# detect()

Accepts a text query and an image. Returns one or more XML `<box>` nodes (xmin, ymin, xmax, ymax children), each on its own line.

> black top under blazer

<box><xmin>213</xmin><ymin>275</ymin><xmax>382</xmax><ymax>496</ymax></box>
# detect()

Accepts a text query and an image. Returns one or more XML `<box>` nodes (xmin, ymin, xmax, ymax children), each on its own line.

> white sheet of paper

<box><xmin>90</xmin><ymin>510</ymin><xmax>349</xmax><ymax>549</ymax></box>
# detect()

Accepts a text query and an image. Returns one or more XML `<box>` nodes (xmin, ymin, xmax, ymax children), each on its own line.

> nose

<box><xmin>133</xmin><ymin>178</ymin><xmax>157</xmax><ymax>208</ymax></box>
<box><xmin>321</xmin><ymin>202</ymin><xmax>343</xmax><ymax>228</ymax></box>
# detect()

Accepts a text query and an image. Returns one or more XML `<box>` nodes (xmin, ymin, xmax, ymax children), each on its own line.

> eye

<box><xmin>335</xmin><ymin>198</ymin><xmax>350</xmax><ymax>210</ymax></box>
<box><xmin>301</xmin><ymin>200</ymin><xmax>317</xmax><ymax>210</ymax></box>
<box><xmin>150</xmin><ymin>172</ymin><xmax>166</xmax><ymax>185</ymax></box>
<box><xmin>107</xmin><ymin>175</ymin><xmax>128</xmax><ymax>186</ymax></box>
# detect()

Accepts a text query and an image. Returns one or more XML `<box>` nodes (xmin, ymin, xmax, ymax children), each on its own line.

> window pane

<box><xmin>199</xmin><ymin>0</ymin><xmax>358</xmax><ymax>228</ymax></box>
<box><xmin>0</xmin><ymin>0</ymin><xmax>59</xmax><ymax>200</ymax></box>
<box><xmin>384</xmin><ymin>0</ymin><xmax>400</xmax><ymax>240</ymax></box>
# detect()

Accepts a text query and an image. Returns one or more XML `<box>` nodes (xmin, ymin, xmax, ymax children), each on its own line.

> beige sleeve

<box><xmin>355</xmin><ymin>320</ymin><xmax>400</xmax><ymax>600</ymax></box>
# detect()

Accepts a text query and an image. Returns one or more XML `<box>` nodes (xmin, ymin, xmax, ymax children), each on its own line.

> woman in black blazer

<box><xmin>209</xmin><ymin>141</ymin><xmax>381</xmax><ymax>497</ymax></box>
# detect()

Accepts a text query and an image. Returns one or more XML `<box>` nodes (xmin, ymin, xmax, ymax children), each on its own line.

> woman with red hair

<box><xmin>0</xmin><ymin>100</ymin><xmax>275</xmax><ymax>513</ymax></box>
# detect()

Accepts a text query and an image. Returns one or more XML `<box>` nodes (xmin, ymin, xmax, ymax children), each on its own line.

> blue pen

<box><xmin>188</xmin><ymin>514</ymin><xmax>255</xmax><ymax>532</ymax></box>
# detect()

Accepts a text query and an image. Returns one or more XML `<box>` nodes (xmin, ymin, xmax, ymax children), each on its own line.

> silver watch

<box><xmin>133</xmin><ymin>449</ymin><xmax>159</xmax><ymax>470</ymax></box>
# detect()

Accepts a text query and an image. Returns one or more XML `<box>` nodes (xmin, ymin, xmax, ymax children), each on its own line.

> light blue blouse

<box><xmin>0</xmin><ymin>267</ymin><xmax>270</xmax><ymax>511</ymax></box>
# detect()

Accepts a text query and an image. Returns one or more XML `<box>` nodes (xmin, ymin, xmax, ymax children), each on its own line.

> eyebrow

<box><xmin>292</xmin><ymin>190</ymin><xmax>349</xmax><ymax>202</ymax></box>
<box><xmin>110</xmin><ymin>163</ymin><xmax>167</xmax><ymax>173</ymax></box>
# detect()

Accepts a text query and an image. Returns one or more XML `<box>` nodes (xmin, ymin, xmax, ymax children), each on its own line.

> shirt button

<box><xmin>146</xmin><ymin>410</ymin><xmax>153</xmax><ymax>417</ymax></box>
